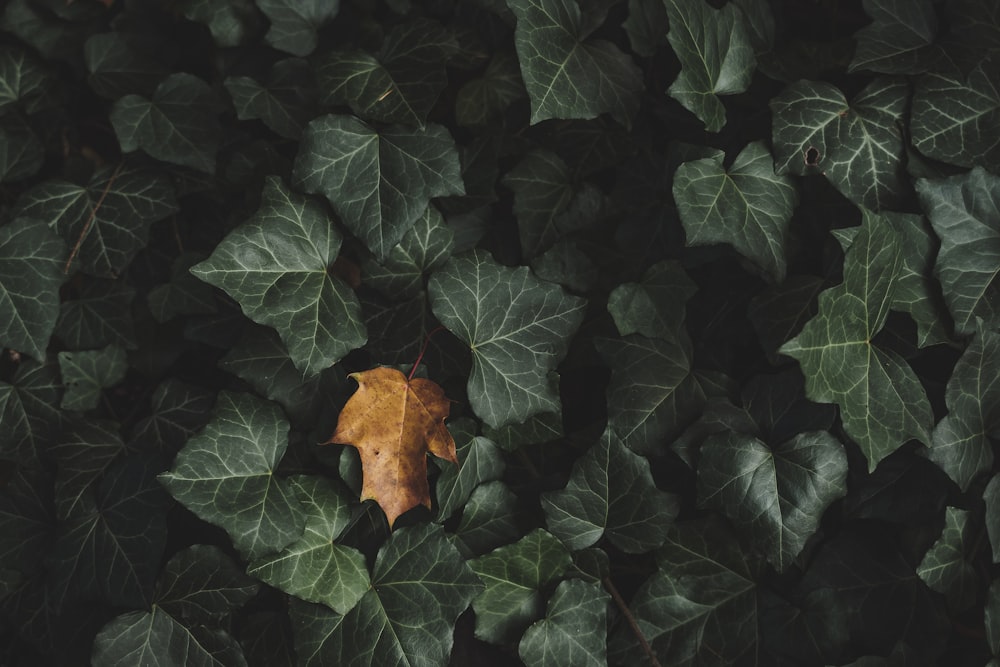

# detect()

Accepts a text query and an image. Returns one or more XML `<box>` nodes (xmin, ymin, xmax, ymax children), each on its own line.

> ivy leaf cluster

<box><xmin>1</xmin><ymin>0</ymin><xmax>1000</xmax><ymax>665</ymax></box>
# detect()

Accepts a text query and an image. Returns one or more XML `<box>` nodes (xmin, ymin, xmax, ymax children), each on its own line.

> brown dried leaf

<box><xmin>325</xmin><ymin>366</ymin><xmax>457</xmax><ymax>527</ymax></box>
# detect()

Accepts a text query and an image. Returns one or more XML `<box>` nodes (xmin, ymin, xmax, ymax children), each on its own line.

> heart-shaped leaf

<box><xmin>158</xmin><ymin>391</ymin><xmax>306</xmax><ymax>560</ymax></box>
<box><xmin>674</xmin><ymin>141</ymin><xmax>798</xmax><ymax>282</ymax></box>
<box><xmin>697</xmin><ymin>430</ymin><xmax>848</xmax><ymax>571</ymax></box>
<box><xmin>429</xmin><ymin>250</ymin><xmax>587</xmax><ymax>428</ymax></box>
<box><xmin>110</xmin><ymin>73</ymin><xmax>221</xmax><ymax>174</ymax></box>
<box><xmin>506</xmin><ymin>0</ymin><xmax>643</xmax><ymax>125</ymax></box>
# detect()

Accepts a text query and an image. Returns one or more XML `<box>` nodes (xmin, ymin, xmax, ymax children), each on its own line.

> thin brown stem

<box><xmin>603</xmin><ymin>576</ymin><xmax>662</xmax><ymax>667</ymax></box>
<box><xmin>64</xmin><ymin>161</ymin><xmax>124</xmax><ymax>274</ymax></box>
<box><xmin>407</xmin><ymin>325</ymin><xmax>445</xmax><ymax>381</ymax></box>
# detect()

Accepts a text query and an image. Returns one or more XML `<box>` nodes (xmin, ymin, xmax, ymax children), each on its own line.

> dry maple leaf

<box><xmin>325</xmin><ymin>366</ymin><xmax>458</xmax><ymax>527</ymax></box>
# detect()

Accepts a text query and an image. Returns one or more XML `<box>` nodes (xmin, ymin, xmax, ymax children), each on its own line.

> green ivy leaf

<box><xmin>748</xmin><ymin>276</ymin><xmax>824</xmax><ymax>362</ymax></box>
<box><xmin>988</xmin><ymin>579</ymin><xmax>1000</xmax><ymax>658</ymax></box>
<box><xmin>318</xmin><ymin>18</ymin><xmax>456</xmax><ymax>127</ymax></box>
<box><xmin>926</xmin><ymin>321</ymin><xmax>1000</xmax><ymax>490</ymax></box>
<box><xmin>662</xmin><ymin>0</ymin><xmax>756</xmax><ymax>132</ymax></box>
<box><xmin>506</xmin><ymin>0</ymin><xmax>643</xmax><ymax>125</ymax></box>
<box><xmin>435</xmin><ymin>433</ymin><xmax>505</xmax><ymax>521</ymax></box>
<box><xmin>92</xmin><ymin>608</ymin><xmax>245</xmax><ymax>667</ymax></box>
<box><xmin>129</xmin><ymin>379</ymin><xmax>215</xmax><ymax>456</ymax></box>
<box><xmin>455</xmin><ymin>51</ymin><xmax>526</xmax><ymax>127</ymax></box>
<box><xmin>674</xmin><ymin>141</ymin><xmax>798</xmax><ymax>282</ymax></box>
<box><xmin>182</xmin><ymin>0</ymin><xmax>261</xmax><ymax>48</ymax></box>
<box><xmin>156</xmin><ymin>545</ymin><xmax>260</xmax><ymax>625</ymax></box>
<box><xmin>0</xmin><ymin>360</ymin><xmax>61</xmax><ymax>463</ymax></box>
<box><xmin>862</xmin><ymin>212</ymin><xmax>949</xmax><ymax>348</ymax></box>
<box><xmin>248</xmin><ymin>476</ymin><xmax>368</xmax><ymax>615</ymax></box>
<box><xmin>596</xmin><ymin>333</ymin><xmax>702</xmax><ymax>456</ymax></box>
<box><xmin>293</xmin><ymin>114</ymin><xmax>464</xmax><ymax>259</ymax></box>
<box><xmin>56</xmin><ymin>278</ymin><xmax>136</xmax><ymax>350</ymax></box>
<box><xmin>49</xmin><ymin>456</ymin><xmax>170</xmax><ymax>608</ymax></box>
<box><xmin>255</xmin><ymin>0</ymin><xmax>340</xmax><ymax>56</ymax></box>
<box><xmin>110</xmin><ymin>73</ymin><xmax>221</xmax><ymax>174</ymax></box>
<box><xmin>518</xmin><ymin>579</ymin><xmax>609</xmax><ymax>667</ymax></box>
<box><xmin>158</xmin><ymin>391</ymin><xmax>306</xmax><ymax>560</ymax></box>
<box><xmin>456</xmin><ymin>481</ymin><xmax>522</xmax><ymax>556</ymax></box>
<box><xmin>363</xmin><ymin>204</ymin><xmax>454</xmax><ymax>299</ymax></box>
<box><xmin>0</xmin><ymin>0</ymin><xmax>82</xmax><ymax>63</ymax></box>
<box><xmin>290</xmin><ymin>523</ymin><xmax>482</xmax><ymax>665</ymax></box>
<box><xmin>780</xmin><ymin>211</ymin><xmax>932</xmax><ymax>471</ymax></box>
<box><xmin>483</xmin><ymin>411</ymin><xmax>563</xmax><ymax>451</ymax></box>
<box><xmin>849</xmin><ymin>0</ymin><xmax>937</xmax><ymax>74</ymax></box>
<box><xmin>50</xmin><ymin>419</ymin><xmax>125</xmax><ymax>519</ymax></box>
<box><xmin>911</xmin><ymin>58</ymin><xmax>1000</xmax><ymax>172</ymax></box>
<box><xmin>469</xmin><ymin>528</ymin><xmax>571</xmax><ymax>644</ymax></box>
<box><xmin>84</xmin><ymin>33</ymin><xmax>167</xmax><ymax>99</ymax></box>
<box><xmin>916</xmin><ymin>167</ymin><xmax>1000</xmax><ymax>335</ymax></box>
<box><xmin>697</xmin><ymin>430</ymin><xmax>848</xmax><ymax>571</ymax></box>
<box><xmin>0</xmin><ymin>45</ymin><xmax>56</xmax><ymax>115</ymax></box>
<box><xmin>543</xmin><ymin>426</ymin><xmax>678</xmax><ymax>553</ymax></box>
<box><xmin>916</xmin><ymin>507</ymin><xmax>977</xmax><ymax>612</ymax></box>
<box><xmin>607</xmin><ymin>261</ymin><xmax>695</xmax><ymax>339</ymax></box>
<box><xmin>58</xmin><ymin>345</ymin><xmax>127</xmax><ymax>411</ymax></box>
<box><xmin>429</xmin><ymin>250</ymin><xmax>587</xmax><ymax>428</ymax></box>
<box><xmin>15</xmin><ymin>161</ymin><xmax>178</xmax><ymax>278</ymax></box>
<box><xmin>225</xmin><ymin>58</ymin><xmax>316</xmax><ymax>140</ymax></box>
<box><xmin>623</xmin><ymin>0</ymin><xmax>668</xmax><ymax>58</ymax></box>
<box><xmin>147</xmin><ymin>253</ymin><xmax>218</xmax><ymax>323</ymax></box>
<box><xmin>0</xmin><ymin>468</ymin><xmax>53</xmax><ymax>575</ymax></box>
<box><xmin>0</xmin><ymin>113</ymin><xmax>44</xmax><ymax>182</ymax></box>
<box><xmin>986</xmin><ymin>475</ymin><xmax>1000</xmax><ymax>564</ymax></box>
<box><xmin>609</xmin><ymin>517</ymin><xmax>757</xmax><ymax>666</ymax></box>
<box><xmin>771</xmin><ymin>77</ymin><xmax>908</xmax><ymax>210</ymax></box>
<box><xmin>191</xmin><ymin>176</ymin><xmax>365</xmax><ymax>376</ymax></box>
<box><xmin>0</xmin><ymin>218</ymin><xmax>67</xmax><ymax>360</ymax></box>
<box><xmin>219</xmin><ymin>326</ymin><xmax>339</xmax><ymax>428</ymax></box>
<box><xmin>502</xmin><ymin>149</ymin><xmax>574</xmax><ymax>259</ymax></box>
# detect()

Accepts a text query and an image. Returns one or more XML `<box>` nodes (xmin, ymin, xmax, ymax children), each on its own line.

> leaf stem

<box><xmin>407</xmin><ymin>326</ymin><xmax>445</xmax><ymax>381</ymax></box>
<box><xmin>603</xmin><ymin>576</ymin><xmax>661</xmax><ymax>667</ymax></box>
<box><xmin>65</xmin><ymin>161</ymin><xmax>124</xmax><ymax>274</ymax></box>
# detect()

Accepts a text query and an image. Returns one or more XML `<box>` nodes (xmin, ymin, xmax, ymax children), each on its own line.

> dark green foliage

<box><xmin>0</xmin><ymin>1</ymin><xmax>998</xmax><ymax>665</ymax></box>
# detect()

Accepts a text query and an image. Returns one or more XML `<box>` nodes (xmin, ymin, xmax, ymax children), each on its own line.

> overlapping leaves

<box><xmin>293</xmin><ymin>114</ymin><xmax>464</xmax><ymax>258</ymax></box>
<box><xmin>14</xmin><ymin>161</ymin><xmax>177</xmax><ymax>277</ymax></box>
<box><xmin>543</xmin><ymin>427</ymin><xmax>678</xmax><ymax>553</ymax></box>
<box><xmin>291</xmin><ymin>523</ymin><xmax>482</xmax><ymax>665</ymax></box>
<box><xmin>318</xmin><ymin>18</ymin><xmax>456</xmax><ymax>127</ymax></box>
<box><xmin>926</xmin><ymin>320</ymin><xmax>1000</xmax><ymax>490</ymax></box>
<box><xmin>609</xmin><ymin>517</ymin><xmax>758</xmax><ymax>665</ymax></box>
<box><xmin>662</xmin><ymin>0</ymin><xmax>756</xmax><ymax>132</ymax></box>
<box><xmin>191</xmin><ymin>176</ymin><xmax>365</xmax><ymax>375</ymax></box>
<box><xmin>3</xmin><ymin>1</ymin><xmax>1000</xmax><ymax>665</ymax></box>
<box><xmin>781</xmin><ymin>211</ymin><xmax>932</xmax><ymax>470</ymax></box>
<box><xmin>916</xmin><ymin>168</ymin><xmax>1000</xmax><ymax>335</ymax></box>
